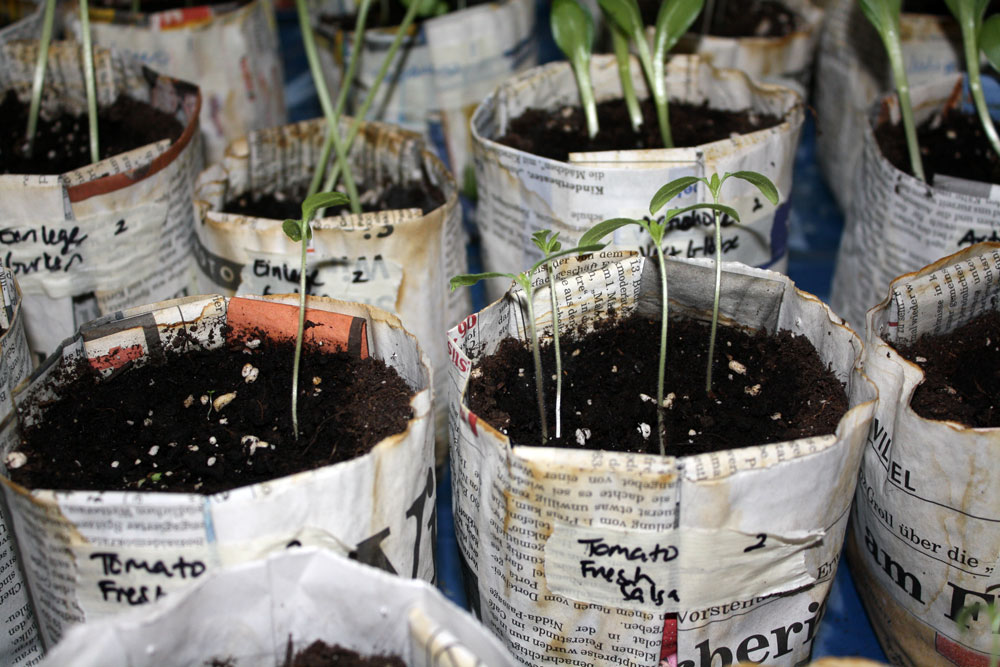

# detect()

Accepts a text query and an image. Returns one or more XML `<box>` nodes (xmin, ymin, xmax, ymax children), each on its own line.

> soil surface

<box><xmin>875</xmin><ymin>108</ymin><xmax>1000</xmax><ymax>186</ymax></box>
<box><xmin>468</xmin><ymin>312</ymin><xmax>847</xmax><ymax>456</ymax></box>
<box><xmin>224</xmin><ymin>182</ymin><xmax>445</xmax><ymax>220</ymax></box>
<box><xmin>897</xmin><ymin>310</ymin><xmax>1000</xmax><ymax>428</ymax></box>
<box><xmin>284</xmin><ymin>641</ymin><xmax>405</xmax><ymax>667</ymax></box>
<box><xmin>322</xmin><ymin>0</ymin><xmax>492</xmax><ymax>30</ymax></box>
<box><xmin>9</xmin><ymin>331</ymin><xmax>415</xmax><ymax>495</ymax></box>
<box><xmin>497</xmin><ymin>99</ymin><xmax>783</xmax><ymax>162</ymax></box>
<box><xmin>0</xmin><ymin>91</ymin><xmax>184</xmax><ymax>175</ymax></box>
<box><xmin>639</xmin><ymin>0</ymin><xmax>799</xmax><ymax>38</ymax></box>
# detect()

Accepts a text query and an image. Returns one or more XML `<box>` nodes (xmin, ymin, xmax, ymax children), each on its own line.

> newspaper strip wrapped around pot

<box><xmin>313</xmin><ymin>0</ymin><xmax>538</xmax><ymax>183</ymax></box>
<box><xmin>0</xmin><ymin>271</ymin><xmax>42</xmax><ymax>666</ymax></box>
<box><xmin>0</xmin><ymin>293</ymin><xmax>434</xmax><ymax>649</ymax></box>
<box><xmin>65</xmin><ymin>0</ymin><xmax>286</xmax><ymax>163</ymax></box>
<box><xmin>470</xmin><ymin>54</ymin><xmax>804</xmax><ymax>304</ymax></box>
<box><xmin>193</xmin><ymin>116</ymin><xmax>469</xmax><ymax>459</ymax></box>
<box><xmin>0</xmin><ymin>40</ymin><xmax>204</xmax><ymax>360</ymax></box>
<box><xmin>830</xmin><ymin>74</ymin><xmax>1000</xmax><ymax>333</ymax></box>
<box><xmin>846</xmin><ymin>243</ymin><xmax>1000</xmax><ymax>667</ymax></box>
<box><xmin>0</xmin><ymin>0</ymin><xmax>44</xmax><ymax>46</ymax></box>
<box><xmin>447</xmin><ymin>252</ymin><xmax>876</xmax><ymax>666</ymax></box>
<box><xmin>38</xmin><ymin>548</ymin><xmax>517</xmax><ymax>667</ymax></box>
<box><xmin>815</xmin><ymin>0</ymin><xmax>963</xmax><ymax>211</ymax></box>
<box><xmin>669</xmin><ymin>0</ymin><xmax>824</xmax><ymax>96</ymax></box>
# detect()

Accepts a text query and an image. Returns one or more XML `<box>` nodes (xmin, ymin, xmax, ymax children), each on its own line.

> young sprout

<box><xmin>450</xmin><ymin>237</ymin><xmax>604</xmax><ymax>443</ymax></box>
<box><xmin>580</xmin><ymin>178</ymin><xmax>735</xmax><ymax>455</ymax></box>
<box><xmin>80</xmin><ymin>0</ymin><xmax>100</xmax><ymax>163</ymax></box>
<box><xmin>400</xmin><ymin>0</ymin><xmax>449</xmax><ymax>17</ymax></box>
<box><xmin>282</xmin><ymin>191</ymin><xmax>350</xmax><ymax>440</ymax></box>
<box><xmin>551</xmin><ymin>0</ymin><xmax>598</xmax><ymax>138</ymax></box>
<box><xmin>25</xmin><ymin>0</ymin><xmax>56</xmax><ymax>158</ymax></box>
<box><xmin>945</xmin><ymin>1</ymin><xmax>1000</xmax><ymax>159</ymax></box>
<box><xmin>609</xmin><ymin>20</ymin><xmax>643</xmax><ymax>133</ymax></box>
<box><xmin>956</xmin><ymin>601</ymin><xmax>1000</xmax><ymax>667</ymax></box>
<box><xmin>859</xmin><ymin>0</ymin><xmax>925</xmax><ymax>181</ymax></box>
<box><xmin>651</xmin><ymin>171</ymin><xmax>777</xmax><ymax>396</ymax></box>
<box><xmin>598</xmin><ymin>0</ymin><xmax>703</xmax><ymax>148</ymax></box>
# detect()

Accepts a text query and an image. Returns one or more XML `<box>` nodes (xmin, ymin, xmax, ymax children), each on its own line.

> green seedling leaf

<box><xmin>579</xmin><ymin>217</ymin><xmax>641</xmax><ymax>246</ymax></box>
<box><xmin>529</xmin><ymin>243</ymin><xmax>606</xmax><ymax>274</ymax></box>
<box><xmin>858</xmin><ymin>0</ymin><xmax>901</xmax><ymax>38</ymax></box>
<box><xmin>597</xmin><ymin>0</ymin><xmax>643</xmax><ymax>36</ymax></box>
<box><xmin>449</xmin><ymin>272</ymin><xmax>517</xmax><ymax>290</ymax></box>
<box><xmin>649</xmin><ymin>176</ymin><xmax>701</xmax><ymax>215</ymax></box>
<box><xmin>283</xmin><ymin>219</ymin><xmax>303</xmax><ymax>242</ymax></box>
<box><xmin>654</xmin><ymin>0</ymin><xmax>704</xmax><ymax>58</ymax></box>
<box><xmin>552</xmin><ymin>0</ymin><xmax>598</xmax><ymax>137</ymax></box>
<box><xmin>728</xmin><ymin>171</ymin><xmax>779</xmax><ymax>205</ymax></box>
<box><xmin>983</xmin><ymin>14</ymin><xmax>1000</xmax><ymax>70</ymax></box>
<box><xmin>400</xmin><ymin>0</ymin><xmax>448</xmax><ymax>17</ymax></box>
<box><xmin>531</xmin><ymin>229</ymin><xmax>563</xmax><ymax>254</ymax></box>
<box><xmin>302</xmin><ymin>191</ymin><xmax>350</xmax><ymax>221</ymax></box>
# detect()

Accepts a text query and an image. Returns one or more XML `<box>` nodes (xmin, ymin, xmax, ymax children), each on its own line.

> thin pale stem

<box><xmin>291</xmin><ymin>227</ymin><xmax>308</xmax><ymax>440</ymax></box>
<box><xmin>546</xmin><ymin>262</ymin><xmax>562</xmax><ymax>439</ymax></box>
<box><xmin>524</xmin><ymin>286</ymin><xmax>549</xmax><ymax>442</ymax></box>
<box><xmin>886</xmin><ymin>29</ymin><xmax>925</xmax><ymax>181</ymax></box>
<box><xmin>572</xmin><ymin>62</ymin><xmax>598</xmax><ymax>139</ymax></box>
<box><xmin>637</xmin><ymin>33</ymin><xmax>672</xmax><ymax>148</ymax></box>
<box><xmin>320</xmin><ymin>0</ymin><xmax>422</xmax><ymax>195</ymax></box>
<box><xmin>81</xmin><ymin>0</ymin><xmax>100</xmax><ymax>163</ymax></box>
<box><xmin>611</xmin><ymin>27</ymin><xmax>641</xmax><ymax>132</ymax></box>
<box><xmin>706</xmin><ymin>208</ymin><xmax>722</xmax><ymax>395</ymax></box>
<box><xmin>655</xmin><ymin>244</ymin><xmax>668</xmax><ymax>457</ymax></box>
<box><xmin>297</xmin><ymin>0</ymin><xmax>361</xmax><ymax>213</ymax></box>
<box><xmin>25</xmin><ymin>0</ymin><xmax>57</xmax><ymax>157</ymax></box>
<box><xmin>965</xmin><ymin>32</ymin><xmax>1000</xmax><ymax>159</ymax></box>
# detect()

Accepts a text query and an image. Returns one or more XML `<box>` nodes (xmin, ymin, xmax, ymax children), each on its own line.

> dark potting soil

<box><xmin>0</xmin><ymin>90</ymin><xmax>184</xmax><ymax>176</ymax></box>
<box><xmin>897</xmin><ymin>310</ymin><xmax>1000</xmax><ymax>428</ymax></box>
<box><xmin>638</xmin><ymin>0</ymin><xmax>799</xmax><ymax>38</ymax></box>
<box><xmin>496</xmin><ymin>99</ymin><xmax>783</xmax><ymax>162</ymax></box>
<box><xmin>223</xmin><ymin>182</ymin><xmax>445</xmax><ymax>220</ymax></box>
<box><xmin>8</xmin><ymin>333</ymin><xmax>415</xmax><ymax>495</ymax></box>
<box><xmin>467</xmin><ymin>312</ymin><xmax>847</xmax><ymax>456</ymax></box>
<box><xmin>322</xmin><ymin>0</ymin><xmax>492</xmax><ymax>30</ymax></box>
<box><xmin>284</xmin><ymin>641</ymin><xmax>405</xmax><ymax>667</ymax></box>
<box><xmin>874</xmin><ymin>108</ymin><xmax>1000</xmax><ymax>186</ymax></box>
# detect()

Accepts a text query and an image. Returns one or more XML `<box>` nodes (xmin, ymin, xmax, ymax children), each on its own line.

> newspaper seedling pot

<box><xmin>65</xmin><ymin>0</ymin><xmax>286</xmax><ymax>163</ymax></box>
<box><xmin>38</xmin><ymin>548</ymin><xmax>517</xmax><ymax>667</ymax></box>
<box><xmin>314</xmin><ymin>0</ymin><xmax>538</xmax><ymax>185</ymax></box>
<box><xmin>471</xmin><ymin>54</ymin><xmax>804</xmax><ymax>304</ymax></box>
<box><xmin>846</xmin><ymin>243</ymin><xmax>1000</xmax><ymax>667</ymax></box>
<box><xmin>447</xmin><ymin>252</ymin><xmax>876</xmax><ymax>666</ymax></box>
<box><xmin>0</xmin><ymin>40</ymin><xmax>203</xmax><ymax>361</ymax></box>
<box><xmin>0</xmin><ymin>270</ymin><xmax>43</xmax><ymax>666</ymax></box>
<box><xmin>830</xmin><ymin>73</ymin><xmax>1000</xmax><ymax>333</ymax></box>
<box><xmin>815</xmin><ymin>0</ymin><xmax>964</xmax><ymax>211</ymax></box>
<box><xmin>193</xmin><ymin>116</ymin><xmax>469</xmax><ymax>460</ymax></box>
<box><xmin>0</xmin><ymin>293</ymin><xmax>435</xmax><ymax>649</ymax></box>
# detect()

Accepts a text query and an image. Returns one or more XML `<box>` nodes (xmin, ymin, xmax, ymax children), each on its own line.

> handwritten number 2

<box><xmin>744</xmin><ymin>534</ymin><xmax>766</xmax><ymax>553</ymax></box>
<box><xmin>114</xmin><ymin>219</ymin><xmax>128</xmax><ymax>235</ymax></box>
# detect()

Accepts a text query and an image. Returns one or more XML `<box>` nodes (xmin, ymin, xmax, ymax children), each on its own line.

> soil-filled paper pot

<box><xmin>672</xmin><ymin>0</ymin><xmax>824</xmax><ymax>95</ymax></box>
<box><xmin>829</xmin><ymin>74</ymin><xmax>1000</xmax><ymax>333</ymax></box>
<box><xmin>447</xmin><ymin>252</ymin><xmax>876</xmax><ymax>666</ymax></box>
<box><xmin>0</xmin><ymin>293</ymin><xmax>434</xmax><ymax>648</ymax></box>
<box><xmin>314</xmin><ymin>0</ymin><xmax>538</xmax><ymax>182</ymax></box>
<box><xmin>815</xmin><ymin>0</ymin><xmax>962</xmax><ymax>211</ymax></box>
<box><xmin>0</xmin><ymin>270</ymin><xmax>43</xmax><ymax>666</ymax></box>
<box><xmin>847</xmin><ymin>243</ymin><xmax>1000</xmax><ymax>666</ymax></box>
<box><xmin>66</xmin><ymin>0</ymin><xmax>285</xmax><ymax>163</ymax></box>
<box><xmin>471</xmin><ymin>54</ymin><xmax>804</xmax><ymax>304</ymax></box>
<box><xmin>0</xmin><ymin>40</ymin><xmax>203</xmax><ymax>359</ymax></box>
<box><xmin>39</xmin><ymin>548</ymin><xmax>517</xmax><ymax>667</ymax></box>
<box><xmin>193</xmin><ymin>117</ymin><xmax>469</xmax><ymax>456</ymax></box>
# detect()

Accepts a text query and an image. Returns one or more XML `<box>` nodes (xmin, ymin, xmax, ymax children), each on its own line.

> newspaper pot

<box><xmin>0</xmin><ymin>270</ymin><xmax>42</xmax><ymax>666</ymax></box>
<box><xmin>313</xmin><ymin>0</ymin><xmax>538</xmax><ymax>185</ymax></box>
<box><xmin>668</xmin><ymin>0</ymin><xmax>825</xmax><ymax>96</ymax></box>
<box><xmin>815</xmin><ymin>0</ymin><xmax>964</xmax><ymax>212</ymax></box>
<box><xmin>471</xmin><ymin>54</ymin><xmax>805</xmax><ymax>304</ymax></box>
<box><xmin>829</xmin><ymin>74</ymin><xmax>1000</xmax><ymax>333</ymax></box>
<box><xmin>65</xmin><ymin>0</ymin><xmax>286</xmax><ymax>163</ymax></box>
<box><xmin>845</xmin><ymin>243</ymin><xmax>1000</xmax><ymax>666</ymax></box>
<box><xmin>38</xmin><ymin>548</ymin><xmax>517</xmax><ymax>666</ymax></box>
<box><xmin>193</xmin><ymin>116</ymin><xmax>469</xmax><ymax>460</ymax></box>
<box><xmin>0</xmin><ymin>40</ymin><xmax>203</xmax><ymax>360</ymax></box>
<box><xmin>447</xmin><ymin>252</ymin><xmax>876</xmax><ymax>667</ymax></box>
<box><xmin>0</xmin><ymin>293</ymin><xmax>434</xmax><ymax>649</ymax></box>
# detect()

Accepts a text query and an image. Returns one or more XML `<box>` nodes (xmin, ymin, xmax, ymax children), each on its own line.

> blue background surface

<box><xmin>277</xmin><ymin>8</ymin><xmax>888</xmax><ymax>661</ymax></box>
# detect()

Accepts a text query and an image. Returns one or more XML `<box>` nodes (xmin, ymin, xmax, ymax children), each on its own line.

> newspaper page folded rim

<box><xmin>846</xmin><ymin>242</ymin><xmax>1000</xmax><ymax>666</ymax></box>
<box><xmin>447</xmin><ymin>252</ymin><xmax>877</xmax><ymax>666</ymax></box>
<box><xmin>0</xmin><ymin>293</ymin><xmax>435</xmax><ymax>649</ymax></box>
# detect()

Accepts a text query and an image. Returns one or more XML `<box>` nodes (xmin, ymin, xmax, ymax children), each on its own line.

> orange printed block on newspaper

<box><xmin>226</xmin><ymin>297</ymin><xmax>369</xmax><ymax>359</ymax></box>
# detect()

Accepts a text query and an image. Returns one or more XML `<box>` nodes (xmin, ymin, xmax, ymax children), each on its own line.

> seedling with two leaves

<box><xmin>449</xmin><ymin>232</ymin><xmax>605</xmax><ymax>442</ymax></box>
<box><xmin>579</xmin><ymin>170</ymin><xmax>777</xmax><ymax>456</ymax></box>
<box><xmin>945</xmin><ymin>0</ymin><xmax>1000</xmax><ymax>160</ymax></box>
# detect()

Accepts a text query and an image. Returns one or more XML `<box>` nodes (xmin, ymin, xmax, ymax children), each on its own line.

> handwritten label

<box><xmin>544</xmin><ymin>523</ymin><xmax>822</xmax><ymax>612</ymax></box>
<box><xmin>237</xmin><ymin>253</ymin><xmax>403</xmax><ymax>314</ymax></box>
